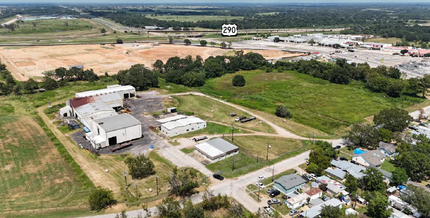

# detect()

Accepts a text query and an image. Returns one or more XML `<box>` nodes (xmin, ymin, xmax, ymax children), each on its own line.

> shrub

<box><xmin>232</xmin><ymin>75</ymin><xmax>246</xmax><ymax>87</ymax></box>
<box><xmin>125</xmin><ymin>154</ymin><xmax>155</xmax><ymax>179</ymax></box>
<box><xmin>275</xmin><ymin>105</ymin><xmax>292</xmax><ymax>118</ymax></box>
<box><xmin>88</xmin><ymin>187</ymin><xmax>115</xmax><ymax>211</ymax></box>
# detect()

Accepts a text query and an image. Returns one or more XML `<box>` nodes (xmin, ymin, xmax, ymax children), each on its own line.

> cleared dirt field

<box><xmin>0</xmin><ymin>44</ymin><xmax>298</xmax><ymax>81</ymax></box>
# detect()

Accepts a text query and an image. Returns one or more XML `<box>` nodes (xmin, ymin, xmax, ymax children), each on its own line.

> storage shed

<box><xmin>158</xmin><ymin>115</ymin><xmax>206</xmax><ymax>137</ymax></box>
<box><xmin>87</xmin><ymin>114</ymin><xmax>142</xmax><ymax>149</ymax></box>
<box><xmin>194</xmin><ymin>138</ymin><xmax>239</xmax><ymax>162</ymax></box>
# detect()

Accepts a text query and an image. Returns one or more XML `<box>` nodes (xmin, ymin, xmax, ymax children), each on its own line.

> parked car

<box><xmin>267</xmin><ymin>188</ymin><xmax>275</xmax><ymax>194</ymax></box>
<box><xmin>426</xmin><ymin>184</ymin><xmax>430</xmax><ymax>188</ymax></box>
<box><xmin>192</xmin><ymin>136</ymin><xmax>208</xmax><ymax>142</ymax></box>
<box><xmin>229</xmin><ymin>113</ymin><xmax>237</xmax><ymax>117</ymax></box>
<box><xmin>334</xmin><ymin>145</ymin><xmax>341</xmax><ymax>149</ymax></box>
<box><xmin>289</xmin><ymin>210</ymin><xmax>299</xmax><ymax>216</ymax></box>
<box><xmin>270</xmin><ymin>190</ymin><xmax>281</xmax><ymax>198</ymax></box>
<box><xmin>268</xmin><ymin>198</ymin><xmax>281</xmax><ymax>205</ymax></box>
<box><xmin>256</xmin><ymin>182</ymin><xmax>265</xmax><ymax>189</ymax></box>
<box><xmin>258</xmin><ymin>176</ymin><xmax>266</xmax><ymax>181</ymax></box>
<box><xmin>351</xmin><ymin>160</ymin><xmax>358</xmax><ymax>165</ymax></box>
<box><xmin>263</xmin><ymin>206</ymin><xmax>274</xmax><ymax>216</ymax></box>
<box><xmin>409</xmin><ymin>126</ymin><xmax>419</xmax><ymax>130</ymax></box>
<box><xmin>339</xmin><ymin>156</ymin><xmax>348</xmax><ymax>161</ymax></box>
<box><xmin>305</xmin><ymin>158</ymin><xmax>309</xmax><ymax>165</ymax></box>
<box><xmin>419</xmin><ymin>122</ymin><xmax>426</xmax><ymax>127</ymax></box>
<box><xmin>213</xmin><ymin>174</ymin><xmax>224</xmax><ymax>180</ymax></box>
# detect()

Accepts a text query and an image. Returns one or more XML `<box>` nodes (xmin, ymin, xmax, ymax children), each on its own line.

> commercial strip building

<box><xmin>194</xmin><ymin>138</ymin><xmax>239</xmax><ymax>162</ymax></box>
<box><xmin>157</xmin><ymin>115</ymin><xmax>206</xmax><ymax>137</ymax></box>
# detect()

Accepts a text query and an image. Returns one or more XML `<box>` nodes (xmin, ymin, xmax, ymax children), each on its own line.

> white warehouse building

<box><xmin>87</xmin><ymin>114</ymin><xmax>142</xmax><ymax>149</ymax></box>
<box><xmin>157</xmin><ymin>115</ymin><xmax>206</xmax><ymax>137</ymax></box>
<box><xmin>75</xmin><ymin>85</ymin><xmax>136</xmax><ymax>99</ymax></box>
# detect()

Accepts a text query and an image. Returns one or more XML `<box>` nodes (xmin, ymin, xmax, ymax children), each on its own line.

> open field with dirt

<box><xmin>0</xmin><ymin>44</ymin><xmax>298</xmax><ymax>81</ymax></box>
<box><xmin>0</xmin><ymin>103</ymin><xmax>91</xmax><ymax>213</ymax></box>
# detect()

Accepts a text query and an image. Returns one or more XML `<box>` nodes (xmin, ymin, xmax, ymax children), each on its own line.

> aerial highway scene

<box><xmin>1</xmin><ymin>0</ymin><xmax>430</xmax><ymax>217</ymax></box>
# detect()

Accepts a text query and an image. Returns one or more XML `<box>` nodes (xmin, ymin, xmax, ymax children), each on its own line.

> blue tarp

<box><xmin>398</xmin><ymin>185</ymin><xmax>406</xmax><ymax>190</ymax></box>
<box><xmin>83</xmin><ymin>126</ymin><xmax>90</xmax><ymax>133</ymax></box>
<box><xmin>354</xmin><ymin>148</ymin><xmax>368</xmax><ymax>155</ymax></box>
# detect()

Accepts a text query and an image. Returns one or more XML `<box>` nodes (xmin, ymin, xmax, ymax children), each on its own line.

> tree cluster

<box><xmin>397</xmin><ymin>136</ymin><xmax>430</xmax><ymax>181</ymax></box>
<box><xmin>117</xmin><ymin>64</ymin><xmax>158</xmax><ymax>91</ymax></box>
<box><xmin>169</xmin><ymin>167</ymin><xmax>200</xmax><ymax>197</ymax></box>
<box><xmin>124</xmin><ymin>154</ymin><xmax>156</xmax><ymax>180</ymax></box>
<box><xmin>158</xmin><ymin>51</ymin><xmax>266</xmax><ymax>87</ymax></box>
<box><xmin>307</xmin><ymin>141</ymin><xmax>337</xmax><ymax>176</ymax></box>
<box><xmin>88</xmin><ymin>187</ymin><xmax>116</xmax><ymax>211</ymax></box>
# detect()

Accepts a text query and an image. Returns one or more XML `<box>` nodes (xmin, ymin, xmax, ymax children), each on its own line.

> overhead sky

<box><xmin>3</xmin><ymin>0</ymin><xmax>430</xmax><ymax>3</ymax></box>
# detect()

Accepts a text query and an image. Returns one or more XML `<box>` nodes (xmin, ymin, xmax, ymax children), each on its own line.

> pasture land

<box><xmin>200</xmin><ymin>70</ymin><xmax>423</xmax><ymax>135</ymax></box>
<box><xmin>151</xmin><ymin>15</ymin><xmax>243</xmax><ymax>22</ymax></box>
<box><xmin>0</xmin><ymin>101</ymin><xmax>92</xmax><ymax>213</ymax></box>
<box><xmin>365</xmin><ymin>37</ymin><xmax>400</xmax><ymax>44</ymax></box>
<box><xmin>206</xmin><ymin>136</ymin><xmax>310</xmax><ymax>178</ymax></box>
<box><xmin>173</xmin><ymin>122</ymin><xmax>249</xmax><ymax>139</ymax></box>
<box><xmin>169</xmin><ymin>95</ymin><xmax>274</xmax><ymax>133</ymax></box>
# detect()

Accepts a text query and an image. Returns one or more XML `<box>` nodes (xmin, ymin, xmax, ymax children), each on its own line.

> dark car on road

<box><xmin>334</xmin><ymin>145</ymin><xmax>341</xmax><ymax>149</ymax></box>
<box><xmin>339</xmin><ymin>156</ymin><xmax>348</xmax><ymax>161</ymax></box>
<box><xmin>213</xmin><ymin>174</ymin><xmax>224</xmax><ymax>180</ymax></box>
<box><xmin>269</xmin><ymin>190</ymin><xmax>280</xmax><ymax>198</ymax></box>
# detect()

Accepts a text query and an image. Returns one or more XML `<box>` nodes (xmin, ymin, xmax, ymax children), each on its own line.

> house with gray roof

<box><xmin>352</xmin><ymin>150</ymin><xmax>385</xmax><ymax>167</ymax></box>
<box><xmin>302</xmin><ymin>198</ymin><xmax>342</xmax><ymax>218</ymax></box>
<box><xmin>325</xmin><ymin>168</ymin><xmax>346</xmax><ymax>180</ymax></box>
<box><xmin>378</xmin><ymin>142</ymin><xmax>398</xmax><ymax>157</ymax></box>
<box><xmin>274</xmin><ymin>174</ymin><xmax>307</xmax><ymax>195</ymax></box>
<box><xmin>330</xmin><ymin>160</ymin><xmax>365</xmax><ymax>179</ymax></box>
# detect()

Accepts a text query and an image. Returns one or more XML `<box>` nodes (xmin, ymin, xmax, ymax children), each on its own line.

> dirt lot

<box><xmin>0</xmin><ymin>44</ymin><xmax>299</xmax><ymax>81</ymax></box>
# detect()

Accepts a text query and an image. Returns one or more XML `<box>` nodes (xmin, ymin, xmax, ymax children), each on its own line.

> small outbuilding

<box><xmin>194</xmin><ymin>138</ymin><xmax>239</xmax><ymax>162</ymax></box>
<box><xmin>158</xmin><ymin>115</ymin><xmax>206</xmax><ymax>137</ymax></box>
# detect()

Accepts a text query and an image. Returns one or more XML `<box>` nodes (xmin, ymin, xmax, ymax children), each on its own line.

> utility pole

<box><xmin>232</xmin><ymin>155</ymin><xmax>235</xmax><ymax>171</ymax></box>
<box><xmin>123</xmin><ymin>171</ymin><xmax>128</xmax><ymax>189</ymax></box>
<box><xmin>257</xmin><ymin>182</ymin><xmax>261</xmax><ymax>202</ymax></box>
<box><xmin>156</xmin><ymin>175</ymin><xmax>159</xmax><ymax>195</ymax></box>
<box><xmin>135</xmin><ymin>183</ymin><xmax>138</xmax><ymax>201</ymax></box>
<box><xmin>266</xmin><ymin>143</ymin><xmax>271</xmax><ymax>161</ymax></box>
<box><xmin>272</xmin><ymin>165</ymin><xmax>275</xmax><ymax>182</ymax></box>
<box><xmin>231</xmin><ymin>125</ymin><xmax>234</xmax><ymax>142</ymax></box>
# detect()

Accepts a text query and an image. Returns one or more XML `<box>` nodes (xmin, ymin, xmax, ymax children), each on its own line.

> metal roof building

<box><xmin>303</xmin><ymin>198</ymin><xmax>342</xmax><ymax>218</ymax></box>
<box><xmin>159</xmin><ymin>115</ymin><xmax>206</xmax><ymax>137</ymax></box>
<box><xmin>194</xmin><ymin>138</ymin><xmax>239</xmax><ymax>162</ymax></box>
<box><xmin>75</xmin><ymin>85</ymin><xmax>136</xmax><ymax>99</ymax></box>
<box><xmin>325</xmin><ymin>168</ymin><xmax>346</xmax><ymax>180</ymax></box>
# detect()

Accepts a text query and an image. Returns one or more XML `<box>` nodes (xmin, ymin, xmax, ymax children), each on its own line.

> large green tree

<box><xmin>117</xmin><ymin>64</ymin><xmax>158</xmax><ymax>90</ymax></box>
<box><xmin>169</xmin><ymin>167</ymin><xmax>200</xmax><ymax>197</ymax></box>
<box><xmin>391</xmin><ymin>168</ymin><xmax>409</xmax><ymax>186</ymax></box>
<box><xmin>344</xmin><ymin>123</ymin><xmax>380</xmax><ymax>149</ymax></box>
<box><xmin>124</xmin><ymin>154</ymin><xmax>155</xmax><ymax>180</ymax></box>
<box><xmin>403</xmin><ymin>185</ymin><xmax>430</xmax><ymax>218</ymax></box>
<box><xmin>183</xmin><ymin>199</ymin><xmax>205</xmax><ymax>218</ymax></box>
<box><xmin>156</xmin><ymin>197</ymin><xmax>181</xmax><ymax>218</ymax></box>
<box><xmin>320</xmin><ymin>206</ymin><xmax>343</xmax><ymax>218</ymax></box>
<box><xmin>361</xmin><ymin>168</ymin><xmax>386</xmax><ymax>192</ymax></box>
<box><xmin>88</xmin><ymin>187</ymin><xmax>115</xmax><ymax>211</ymax></box>
<box><xmin>373</xmin><ymin>108</ymin><xmax>412</xmax><ymax>132</ymax></box>
<box><xmin>345</xmin><ymin>174</ymin><xmax>358</xmax><ymax>193</ymax></box>
<box><xmin>232</xmin><ymin>74</ymin><xmax>246</xmax><ymax>87</ymax></box>
<box><xmin>275</xmin><ymin>105</ymin><xmax>292</xmax><ymax>118</ymax></box>
<box><xmin>366</xmin><ymin>192</ymin><xmax>392</xmax><ymax>218</ymax></box>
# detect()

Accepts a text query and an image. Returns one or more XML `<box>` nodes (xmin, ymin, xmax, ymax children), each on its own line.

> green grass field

<box><xmin>200</xmin><ymin>70</ymin><xmax>423</xmax><ymax>135</ymax></box>
<box><xmin>151</xmin><ymin>15</ymin><xmax>243</xmax><ymax>22</ymax></box>
<box><xmin>170</xmin><ymin>95</ymin><xmax>274</xmax><ymax>133</ymax></box>
<box><xmin>0</xmin><ymin>19</ymin><xmax>94</xmax><ymax>35</ymax></box>
<box><xmin>206</xmin><ymin>136</ymin><xmax>311</xmax><ymax>178</ymax></box>
<box><xmin>174</xmin><ymin>122</ymin><xmax>248</xmax><ymax>138</ymax></box>
<box><xmin>0</xmin><ymin>101</ymin><xmax>92</xmax><ymax>213</ymax></box>
<box><xmin>381</xmin><ymin>159</ymin><xmax>398</xmax><ymax>173</ymax></box>
<box><xmin>365</xmin><ymin>37</ymin><xmax>400</xmax><ymax>44</ymax></box>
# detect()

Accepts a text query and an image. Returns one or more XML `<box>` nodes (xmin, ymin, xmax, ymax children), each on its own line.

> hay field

<box><xmin>0</xmin><ymin>44</ymin><xmax>298</xmax><ymax>81</ymax></box>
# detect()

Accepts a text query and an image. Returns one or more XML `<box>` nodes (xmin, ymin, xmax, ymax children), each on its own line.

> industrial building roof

<box><xmin>75</xmin><ymin>85</ymin><xmax>135</xmax><ymax>98</ymax></box>
<box><xmin>275</xmin><ymin>174</ymin><xmax>307</xmax><ymax>191</ymax></box>
<box><xmin>69</xmin><ymin>93</ymin><xmax>122</xmax><ymax>109</ymax></box>
<box><xmin>161</xmin><ymin>116</ymin><xmax>206</xmax><ymax>130</ymax></box>
<box><xmin>94</xmin><ymin>114</ymin><xmax>141</xmax><ymax>132</ymax></box>
<box><xmin>157</xmin><ymin>115</ymin><xmax>187</xmax><ymax>124</ymax></box>
<box><xmin>75</xmin><ymin>103</ymin><xmax>115</xmax><ymax>117</ymax></box>
<box><xmin>195</xmin><ymin>138</ymin><xmax>239</xmax><ymax>160</ymax></box>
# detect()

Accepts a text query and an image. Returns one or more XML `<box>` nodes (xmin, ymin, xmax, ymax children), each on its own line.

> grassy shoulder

<box><xmin>207</xmin><ymin>137</ymin><xmax>312</xmax><ymax>178</ymax></box>
<box><xmin>0</xmin><ymin>19</ymin><xmax>94</xmax><ymax>35</ymax></box>
<box><xmin>200</xmin><ymin>70</ymin><xmax>423</xmax><ymax>136</ymax></box>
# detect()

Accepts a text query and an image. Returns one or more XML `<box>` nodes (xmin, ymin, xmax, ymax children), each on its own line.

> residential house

<box><xmin>315</xmin><ymin>175</ymin><xmax>347</xmax><ymax>196</ymax></box>
<box><xmin>274</xmin><ymin>174</ymin><xmax>307</xmax><ymax>195</ymax></box>
<box><xmin>286</xmin><ymin>193</ymin><xmax>309</xmax><ymax>209</ymax></box>
<box><xmin>302</xmin><ymin>198</ymin><xmax>342</xmax><ymax>218</ymax></box>
<box><xmin>378</xmin><ymin>142</ymin><xmax>398</xmax><ymax>157</ymax></box>
<box><xmin>352</xmin><ymin>150</ymin><xmax>385</xmax><ymax>167</ymax></box>
<box><xmin>305</xmin><ymin>188</ymin><xmax>323</xmax><ymax>201</ymax></box>
<box><xmin>331</xmin><ymin>160</ymin><xmax>366</xmax><ymax>179</ymax></box>
<box><xmin>325</xmin><ymin>167</ymin><xmax>346</xmax><ymax>180</ymax></box>
<box><xmin>390</xmin><ymin>207</ymin><xmax>409</xmax><ymax>218</ymax></box>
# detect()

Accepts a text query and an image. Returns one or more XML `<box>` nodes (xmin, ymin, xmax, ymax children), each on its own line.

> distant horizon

<box><xmin>2</xmin><ymin>0</ymin><xmax>430</xmax><ymax>5</ymax></box>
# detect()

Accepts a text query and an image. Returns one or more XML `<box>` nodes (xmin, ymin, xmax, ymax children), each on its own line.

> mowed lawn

<box><xmin>206</xmin><ymin>136</ymin><xmax>310</xmax><ymax>178</ymax></box>
<box><xmin>151</xmin><ymin>15</ymin><xmax>243</xmax><ymax>22</ymax></box>
<box><xmin>0</xmin><ymin>113</ymin><xmax>89</xmax><ymax>211</ymax></box>
<box><xmin>200</xmin><ymin>70</ymin><xmax>423</xmax><ymax>135</ymax></box>
<box><xmin>174</xmin><ymin>122</ymin><xmax>248</xmax><ymax>139</ymax></box>
<box><xmin>171</xmin><ymin>95</ymin><xmax>274</xmax><ymax>133</ymax></box>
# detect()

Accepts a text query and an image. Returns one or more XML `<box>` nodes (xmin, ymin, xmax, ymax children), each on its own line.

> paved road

<box><xmin>79</xmin><ymin>151</ymin><xmax>310</xmax><ymax>218</ymax></box>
